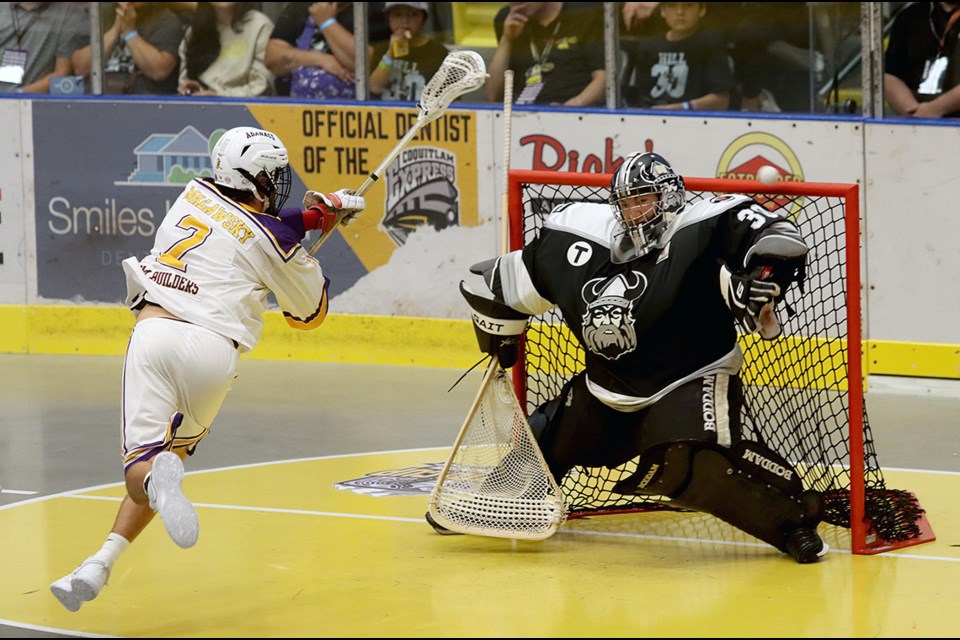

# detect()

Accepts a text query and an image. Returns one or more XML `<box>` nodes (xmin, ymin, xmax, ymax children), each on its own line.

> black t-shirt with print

<box><xmin>493</xmin><ymin>3</ymin><xmax>604</xmax><ymax>105</ymax></box>
<box><xmin>884</xmin><ymin>1</ymin><xmax>960</xmax><ymax>115</ymax></box>
<box><xmin>75</xmin><ymin>3</ymin><xmax>183</xmax><ymax>94</ymax></box>
<box><xmin>371</xmin><ymin>38</ymin><xmax>448</xmax><ymax>101</ymax></box>
<box><xmin>621</xmin><ymin>28</ymin><xmax>735</xmax><ymax>108</ymax></box>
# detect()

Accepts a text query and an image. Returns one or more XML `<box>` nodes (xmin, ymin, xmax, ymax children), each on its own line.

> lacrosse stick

<box><xmin>307</xmin><ymin>50</ymin><xmax>487</xmax><ymax>254</ymax></box>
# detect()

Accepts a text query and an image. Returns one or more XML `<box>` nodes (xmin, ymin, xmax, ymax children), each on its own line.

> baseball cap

<box><xmin>384</xmin><ymin>2</ymin><xmax>430</xmax><ymax>13</ymax></box>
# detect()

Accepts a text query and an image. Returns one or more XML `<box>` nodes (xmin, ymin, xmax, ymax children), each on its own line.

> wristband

<box><xmin>380</xmin><ymin>54</ymin><xmax>393</xmax><ymax>67</ymax></box>
<box><xmin>123</xmin><ymin>29</ymin><xmax>139</xmax><ymax>43</ymax></box>
<box><xmin>681</xmin><ymin>101</ymin><xmax>692</xmax><ymax>110</ymax></box>
<box><xmin>319</xmin><ymin>18</ymin><xmax>337</xmax><ymax>31</ymax></box>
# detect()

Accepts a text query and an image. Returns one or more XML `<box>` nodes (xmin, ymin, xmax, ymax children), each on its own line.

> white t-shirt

<box><xmin>123</xmin><ymin>178</ymin><xmax>328</xmax><ymax>352</ymax></box>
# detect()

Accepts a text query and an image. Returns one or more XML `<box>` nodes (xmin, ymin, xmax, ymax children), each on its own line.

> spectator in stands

<box><xmin>621</xmin><ymin>3</ymin><xmax>742</xmax><ymax>47</ymax></box>
<box><xmin>177</xmin><ymin>2</ymin><xmax>275</xmax><ymax>97</ymax></box>
<box><xmin>486</xmin><ymin>2</ymin><xmax>606</xmax><ymax>107</ymax></box>
<box><xmin>620</xmin><ymin>2</ymin><xmax>734</xmax><ymax>110</ymax></box>
<box><xmin>884</xmin><ymin>1</ymin><xmax>960</xmax><ymax>118</ymax></box>
<box><xmin>0</xmin><ymin>3</ymin><xmax>86</xmax><ymax>94</ymax></box>
<box><xmin>369</xmin><ymin>2</ymin><xmax>448</xmax><ymax>101</ymax></box>
<box><xmin>72</xmin><ymin>2</ymin><xmax>183</xmax><ymax>95</ymax></box>
<box><xmin>265</xmin><ymin>2</ymin><xmax>391</xmax><ymax>99</ymax></box>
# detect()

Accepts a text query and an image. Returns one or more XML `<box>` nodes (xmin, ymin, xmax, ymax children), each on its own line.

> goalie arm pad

<box><xmin>724</xmin><ymin>222</ymin><xmax>809</xmax><ymax>339</ymax></box>
<box><xmin>470</xmin><ymin>254</ymin><xmax>555</xmax><ymax>316</ymax></box>
<box><xmin>742</xmin><ymin>221</ymin><xmax>809</xmax><ymax>295</ymax></box>
<box><xmin>470</xmin><ymin>257</ymin><xmax>503</xmax><ymax>298</ymax></box>
<box><xmin>460</xmin><ymin>280</ymin><xmax>530</xmax><ymax>368</ymax></box>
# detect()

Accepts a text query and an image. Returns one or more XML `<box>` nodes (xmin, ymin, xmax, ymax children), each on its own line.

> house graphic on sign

<box><xmin>115</xmin><ymin>125</ymin><xmax>222</xmax><ymax>187</ymax></box>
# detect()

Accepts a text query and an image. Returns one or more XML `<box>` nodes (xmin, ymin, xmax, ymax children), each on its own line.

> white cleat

<box><xmin>50</xmin><ymin>575</ymin><xmax>81</xmax><ymax>612</ymax></box>
<box><xmin>50</xmin><ymin>557</ymin><xmax>110</xmax><ymax>612</ymax></box>
<box><xmin>148</xmin><ymin>451</ymin><xmax>199</xmax><ymax>548</ymax></box>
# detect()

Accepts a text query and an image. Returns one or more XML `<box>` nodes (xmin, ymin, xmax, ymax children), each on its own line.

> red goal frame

<box><xmin>507</xmin><ymin>169</ymin><xmax>934</xmax><ymax>555</ymax></box>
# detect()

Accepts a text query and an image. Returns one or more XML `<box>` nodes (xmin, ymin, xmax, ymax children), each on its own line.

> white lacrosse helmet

<box><xmin>212</xmin><ymin>126</ymin><xmax>292</xmax><ymax>214</ymax></box>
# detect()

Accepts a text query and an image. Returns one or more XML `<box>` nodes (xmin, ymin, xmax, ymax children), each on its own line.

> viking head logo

<box><xmin>581</xmin><ymin>272</ymin><xmax>647</xmax><ymax>360</ymax></box>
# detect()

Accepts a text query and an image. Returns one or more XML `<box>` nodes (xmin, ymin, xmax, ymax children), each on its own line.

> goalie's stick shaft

<box><xmin>428</xmin><ymin>68</ymin><xmax>518</xmax><ymax>517</ymax></box>
<box><xmin>429</xmin><ymin>357</ymin><xmax>500</xmax><ymax>492</ymax></box>
<box><xmin>500</xmin><ymin>70</ymin><xmax>513</xmax><ymax>255</ymax></box>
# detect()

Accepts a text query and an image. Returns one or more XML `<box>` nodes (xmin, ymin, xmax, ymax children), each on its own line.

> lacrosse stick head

<box><xmin>417</xmin><ymin>50</ymin><xmax>487</xmax><ymax>124</ymax></box>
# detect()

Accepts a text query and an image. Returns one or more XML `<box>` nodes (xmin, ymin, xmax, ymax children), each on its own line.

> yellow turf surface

<box><xmin>1</xmin><ymin>449</ymin><xmax>957</xmax><ymax>638</ymax></box>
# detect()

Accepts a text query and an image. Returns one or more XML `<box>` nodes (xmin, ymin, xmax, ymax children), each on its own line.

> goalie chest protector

<box><xmin>517</xmin><ymin>196</ymin><xmax>787</xmax><ymax>399</ymax></box>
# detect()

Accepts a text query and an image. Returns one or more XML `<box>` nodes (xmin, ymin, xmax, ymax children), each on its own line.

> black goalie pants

<box><xmin>533</xmin><ymin>371</ymin><xmax>746</xmax><ymax>483</ymax></box>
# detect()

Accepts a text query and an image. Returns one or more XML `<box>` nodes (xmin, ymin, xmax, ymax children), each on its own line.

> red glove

<box><xmin>300</xmin><ymin>190</ymin><xmax>366</xmax><ymax>235</ymax></box>
<box><xmin>301</xmin><ymin>204</ymin><xmax>339</xmax><ymax>235</ymax></box>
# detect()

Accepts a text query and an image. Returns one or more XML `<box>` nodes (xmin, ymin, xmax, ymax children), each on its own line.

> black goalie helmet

<box><xmin>609</xmin><ymin>152</ymin><xmax>686</xmax><ymax>256</ymax></box>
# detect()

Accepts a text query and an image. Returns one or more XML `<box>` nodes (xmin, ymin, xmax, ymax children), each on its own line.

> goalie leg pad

<box><xmin>612</xmin><ymin>443</ymin><xmax>694</xmax><ymax>497</ymax></box>
<box><xmin>528</xmin><ymin>395</ymin><xmax>563</xmax><ymax>442</ymax></box>
<box><xmin>668</xmin><ymin>443</ymin><xmax>822</xmax><ymax>552</ymax></box>
<box><xmin>728</xmin><ymin>440</ymin><xmax>803</xmax><ymax>495</ymax></box>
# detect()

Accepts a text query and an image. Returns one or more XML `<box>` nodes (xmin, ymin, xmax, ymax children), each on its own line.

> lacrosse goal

<box><xmin>506</xmin><ymin>169</ymin><xmax>935</xmax><ymax>555</ymax></box>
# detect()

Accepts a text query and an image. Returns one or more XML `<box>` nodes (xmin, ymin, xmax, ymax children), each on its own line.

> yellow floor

<box><xmin>1</xmin><ymin>449</ymin><xmax>957</xmax><ymax>638</ymax></box>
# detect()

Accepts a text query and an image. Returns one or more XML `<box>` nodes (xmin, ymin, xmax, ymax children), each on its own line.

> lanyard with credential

<box><xmin>917</xmin><ymin>5</ymin><xmax>960</xmax><ymax>95</ymax></box>
<box><xmin>929</xmin><ymin>4</ymin><xmax>960</xmax><ymax>51</ymax></box>
<box><xmin>528</xmin><ymin>20</ymin><xmax>562</xmax><ymax>75</ymax></box>
<box><xmin>11</xmin><ymin>3</ymin><xmax>41</xmax><ymax>46</ymax></box>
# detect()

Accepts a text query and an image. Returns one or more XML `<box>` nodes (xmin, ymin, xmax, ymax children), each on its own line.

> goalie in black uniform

<box><xmin>434</xmin><ymin>150</ymin><xmax>828</xmax><ymax>563</ymax></box>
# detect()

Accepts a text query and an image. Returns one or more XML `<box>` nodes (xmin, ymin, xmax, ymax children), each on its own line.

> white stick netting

<box><xmin>418</xmin><ymin>50</ymin><xmax>487</xmax><ymax>123</ymax></box>
<box><xmin>429</xmin><ymin>368</ymin><xmax>567</xmax><ymax>540</ymax></box>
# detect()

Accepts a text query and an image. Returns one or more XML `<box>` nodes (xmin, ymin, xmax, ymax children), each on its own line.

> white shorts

<box><xmin>121</xmin><ymin>318</ymin><xmax>239</xmax><ymax>472</ymax></box>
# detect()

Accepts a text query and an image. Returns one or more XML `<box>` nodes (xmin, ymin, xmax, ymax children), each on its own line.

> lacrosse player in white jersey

<box><xmin>50</xmin><ymin>126</ymin><xmax>365</xmax><ymax>612</ymax></box>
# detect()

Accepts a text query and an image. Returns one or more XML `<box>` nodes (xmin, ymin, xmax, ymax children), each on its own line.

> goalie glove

<box><xmin>460</xmin><ymin>281</ymin><xmax>530</xmax><ymax>368</ymax></box>
<box><xmin>301</xmin><ymin>189</ymin><xmax>366</xmax><ymax>235</ymax></box>
<box><xmin>721</xmin><ymin>267</ymin><xmax>783</xmax><ymax>339</ymax></box>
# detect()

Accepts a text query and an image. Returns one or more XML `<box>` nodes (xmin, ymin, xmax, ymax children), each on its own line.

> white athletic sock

<box><xmin>92</xmin><ymin>533</ymin><xmax>130</xmax><ymax>569</ymax></box>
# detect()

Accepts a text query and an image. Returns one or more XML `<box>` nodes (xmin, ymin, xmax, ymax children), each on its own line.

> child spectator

<box><xmin>178</xmin><ymin>2</ymin><xmax>275</xmax><ymax>97</ymax></box>
<box><xmin>0</xmin><ymin>2</ymin><xmax>87</xmax><ymax>94</ymax></box>
<box><xmin>369</xmin><ymin>1</ymin><xmax>448</xmax><ymax>101</ymax></box>
<box><xmin>620</xmin><ymin>2</ymin><xmax>734</xmax><ymax>110</ymax></box>
<box><xmin>72</xmin><ymin>2</ymin><xmax>183</xmax><ymax>95</ymax></box>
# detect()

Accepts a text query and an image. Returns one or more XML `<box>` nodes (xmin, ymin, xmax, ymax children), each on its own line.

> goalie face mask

<box><xmin>610</xmin><ymin>152</ymin><xmax>686</xmax><ymax>257</ymax></box>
